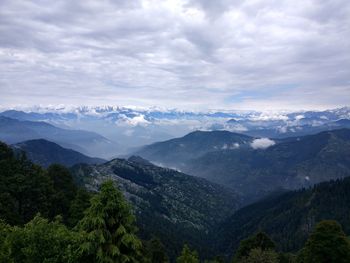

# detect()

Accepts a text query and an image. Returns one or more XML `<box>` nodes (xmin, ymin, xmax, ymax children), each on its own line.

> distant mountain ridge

<box><xmin>0</xmin><ymin>116</ymin><xmax>119</xmax><ymax>158</ymax></box>
<box><xmin>187</xmin><ymin>129</ymin><xmax>350</xmax><ymax>200</ymax></box>
<box><xmin>136</xmin><ymin>129</ymin><xmax>350</xmax><ymax>203</ymax></box>
<box><xmin>1</xmin><ymin>106</ymin><xmax>349</xmax><ymax>122</ymax></box>
<box><xmin>13</xmin><ymin>139</ymin><xmax>105</xmax><ymax>167</ymax></box>
<box><xmin>1</xmin><ymin>107</ymin><xmax>350</xmax><ymax>152</ymax></box>
<box><xmin>135</xmin><ymin>130</ymin><xmax>255</xmax><ymax>170</ymax></box>
<box><xmin>240</xmin><ymin>118</ymin><xmax>350</xmax><ymax>138</ymax></box>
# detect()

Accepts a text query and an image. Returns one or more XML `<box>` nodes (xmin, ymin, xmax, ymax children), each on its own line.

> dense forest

<box><xmin>215</xmin><ymin>176</ymin><xmax>350</xmax><ymax>256</ymax></box>
<box><xmin>1</xmin><ymin>141</ymin><xmax>350</xmax><ymax>262</ymax></box>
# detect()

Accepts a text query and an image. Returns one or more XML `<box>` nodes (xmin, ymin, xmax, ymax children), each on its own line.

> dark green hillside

<box><xmin>71</xmin><ymin>157</ymin><xmax>241</xmax><ymax>258</ymax></box>
<box><xmin>0</xmin><ymin>141</ymin><xmax>90</xmax><ymax>226</ymax></box>
<box><xmin>216</xmin><ymin>176</ymin><xmax>350</xmax><ymax>257</ymax></box>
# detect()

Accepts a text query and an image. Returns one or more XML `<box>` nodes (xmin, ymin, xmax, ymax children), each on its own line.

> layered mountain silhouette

<box><xmin>135</xmin><ymin>130</ymin><xmax>255</xmax><ymax>170</ymax></box>
<box><xmin>136</xmin><ymin>129</ymin><xmax>350</xmax><ymax>202</ymax></box>
<box><xmin>0</xmin><ymin>116</ymin><xmax>119</xmax><ymax>158</ymax></box>
<box><xmin>13</xmin><ymin>139</ymin><xmax>105</xmax><ymax>167</ymax></box>
<box><xmin>240</xmin><ymin>118</ymin><xmax>350</xmax><ymax>138</ymax></box>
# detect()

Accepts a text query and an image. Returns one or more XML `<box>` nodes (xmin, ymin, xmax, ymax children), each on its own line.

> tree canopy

<box><xmin>298</xmin><ymin>220</ymin><xmax>350</xmax><ymax>263</ymax></box>
<box><xmin>233</xmin><ymin>232</ymin><xmax>276</xmax><ymax>262</ymax></box>
<box><xmin>78</xmin><ymin>180</ymin><xmax>142</xmax><ymax>263</ymax></box>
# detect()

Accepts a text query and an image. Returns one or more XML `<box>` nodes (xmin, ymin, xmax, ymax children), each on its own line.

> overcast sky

<box><xmin>0</xmin><ymin>0</ymin><xmax>349</xmax><ymax>110</ymax></box>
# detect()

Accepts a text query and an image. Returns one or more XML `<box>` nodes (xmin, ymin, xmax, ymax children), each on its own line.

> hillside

<box><xmin>135</xmin><ymin>130</ymin><xmax>254</xmax><ymax>170</ymax></box>
<box><xmin>182</xmin><ymin>129</ymin><xmax>350</xmax><ymax>201</ymax></box>
<box><xmin>13</xmin><ymin>139</ymin><xmax>105</xmax><ymax>167</ymax></box>
<box><xmin>215</xmin><ymin>176</ymin><xmax>350</xmax><ymax>257</ymax></box>
<box><xmin>0</xmin><ymin>116</ymin><xmax>119</xmax><ymax>158</ymax></box>
<box><xmin>71</xmin><ymin>157</ymin><xmax>241</xmax><ymax>257</ymax></box>
<box><xmin>136</xmin><ymin>129</ymin><xmax>350</xmax><ymax>202</ymax></box>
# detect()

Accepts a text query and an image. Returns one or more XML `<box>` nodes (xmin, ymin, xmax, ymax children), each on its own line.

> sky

<box><xmin>0</xmin><ymin>0</ymin><xmax>350</xmax><ymax>111</ymax></box>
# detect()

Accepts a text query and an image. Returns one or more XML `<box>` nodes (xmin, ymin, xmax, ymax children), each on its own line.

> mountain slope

<box><xmin>135</xmin><ymin>130</ymin><xmax>254</xmax><ymax>170</ymax></box>
<box><xmin>13</xmin><ymin>139</ymin><xmax>105</xmax><ymax>167</ymax></box>
<box><xmin>0</xmin><ymin>116</ymin><xmax>119</xmax><ymax>158</ymax></box>
<box><xmin>71</xmin><ymin>158</ymin><xmax>241</xmax><ymax>257</ymax></box>
<box><xmin>215</xmin><ymin>176</ymin><xmax>350</xmax><ymax>257</ymax></box>
<box><xmin>183</xmin><ymin>129</ymin><xmax>350</xmax><ymax>201</ymax></box>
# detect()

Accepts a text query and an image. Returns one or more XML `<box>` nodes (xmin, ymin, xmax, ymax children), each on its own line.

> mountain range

<box><xmin>13</xmin><ymin>139</ymin><xmax>105</xmax><ymax>167</ymax></box>
<box><xmin>134</xmin><ymin>130</ymin><xmax>255</xmax><ymax>170</ymax></box>
<box><xmin>1</xmin><ymin>107</ymin><xmax>350</xmax><ymax>154</ymax></box>
<box><xmin>2</xmin><ymin>121</ymin><xmax>350</xmax><ymax>259</ymax></box>
<box><xmin>136</xmin><ymin>129</ymin><xmax>350</xmax><ymax>203</ymax></box>
<box><xmin>0</xmin><ymin>116</ymin><xmax>119</xmax><ymax>158</ymax></box>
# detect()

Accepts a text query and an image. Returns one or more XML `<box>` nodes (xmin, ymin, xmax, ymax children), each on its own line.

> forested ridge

<box><xmin>215</xmin><ymin>177</ymin><xmax>350</xmax><ymax>257</ymax></box>
<box><xmin>1</xmin><ymin>141</ymin><xmax>350</xmax><ymax>262</ymax></box>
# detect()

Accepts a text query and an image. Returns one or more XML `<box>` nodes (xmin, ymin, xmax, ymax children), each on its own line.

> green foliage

<box><xmin>68</xmin><ymin>188</ymin><xmax>92</xmax><ymax>227</ymax></box>
<box><xmin>204</xmin><ymin>255</ymin><xmax>225</xmax><ymax>263</ymax></box>
<box><xmin>233</xmin><ymin>232</ymin><xmax>275</xmax><ymax>263</ymax></box>
<box><xmin>144</xmin><ymin>238</ymin><xmax>169</xmax><ymax>263</ymax></box>
<box><xmin>0</xmin><ymin>143</ymin><xmax>90</xmax><ymax>226</ymax></box>
<box><xmin>278</xmin><ymin>253</ymin><xmax>296</xmax><ymax>263</ymax></box>
<box><xmin>0</xmin><ymin>220</ymin><xmax>12</xmax><ymax>262</ymax></box>
<box><xmin>239</xmin><ymin>248</ymin><xmax>279</xmax><ymax>263</ymax></box>
<box><xmin>0</xmin><ymin>215</ymin><xmax>80</xmax><ymax>263</ymax></box>
<box><xmin>0</xmin><ymin>142</ymin><xmax>53</xmax><ymax>224</ymax></box>
<box><xmin>78</xmin><ymin>180</ymin><xmax>142</xmax><ymax>263</ymax></box>
<box><xmin>47</xmin><ymin>164</ymin><xmax>77</xmax><ymax>220</ymax></box>
<box><xmin>176</xmin><ymin>244</ymin><xmax>199</xmax><ymax>263</ymax></box>
<box><xmin>297</xmin><ymin>220</ymin><xmax>350</xmax><ymax>263</ymax></box>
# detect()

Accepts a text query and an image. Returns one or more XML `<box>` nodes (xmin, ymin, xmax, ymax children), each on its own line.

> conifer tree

<box><xmin>298</xmin><ymin>220</ymin><xmax>350</xmax><ymax>263</ymax></box>
<box><xmin>144</xmin><ymin>237</ymin><xmax>169</xmax><ymax>263</ymax></box>
<box><xmin>176</xmin><ymin>244</ymin><xmax>199</xmax><ymax>263</ymax></box>
<box><xmin>240</xmin><ymin>248</ymin><xmax>279</xmax><ymax>263</ymax></box>
<box><xmin>233</xmin><ymin>232</ymin><xmax>276</xmax><ymax>262</ymax></box>
<box><xmin>78</xmin><ymin>180</ymin><xmax>142</xmax><ymax>263</ymax></box>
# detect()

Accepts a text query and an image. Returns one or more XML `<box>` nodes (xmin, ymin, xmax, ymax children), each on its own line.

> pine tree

<box><xmin>240</xmin><ymin>248</ymin><xmax>279</xmax><ymax>263</ymax></box>
<box><xmin>298</xmin><ymin>220</ymin><xmax>350</xmax><ymax>263</ymax></box>
<box><xmin>144</xmin><ymin>237</ymin><xmax>169</xmax><ymax>263</ymax></box>
<box><xmin>78</xmin><ymin>180</ymin><xmax>142</xmax><ymax>263</ymax></box>
<box><xmin>176</xmin><ymin>244</ymin><xmax>199</xmax><ymax>263</ymax></box>
<box><xmin>0</xmin><ymin>142</ymin><xmax>53</xmax><ymax>224</ymax></box>
<box><xmin>233</xmin><ymin>232</ymin><xmax>276</xmax><ymax>263</ymax></box>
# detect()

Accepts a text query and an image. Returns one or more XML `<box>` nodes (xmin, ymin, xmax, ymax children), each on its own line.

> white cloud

<box><xmin>124</xmin><ymin>114</ymin><xmax>150</xmax><ymax>126</ymax></box>
<box><xmin>294</xmin><ymin>115</ymin><xmax>305</xmax><ymax>121</ymax></box>
<box><xmin>250</xmin><ymin>138</ymin><xmax>276</xmax><ymax>149</ymax></box>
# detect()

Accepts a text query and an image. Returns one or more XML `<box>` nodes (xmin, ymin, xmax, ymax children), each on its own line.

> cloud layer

<box><xmin>0</xmin><ymin>0</ymin><xmax>349</xmax><ymax>110</ymax></box>
<box><xmin>250</xmin><ymin>138</ymin><xmax>276</xmax><ymax>149</ymax></box>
